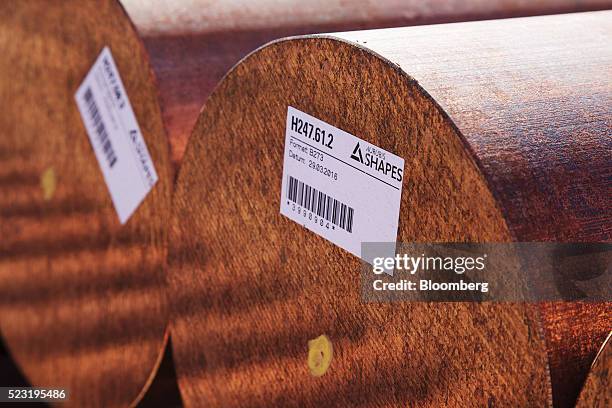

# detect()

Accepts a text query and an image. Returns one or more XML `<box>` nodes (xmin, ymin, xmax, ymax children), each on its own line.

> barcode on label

<box><xmin>83</xmin><ymin>87</ymin><xmax>117</xmax><ymax>168</ymax></box>
<box><xmin>287</xmin><ymin>176</ymin><xmax>354</xmax><ymax>233</ymax></box>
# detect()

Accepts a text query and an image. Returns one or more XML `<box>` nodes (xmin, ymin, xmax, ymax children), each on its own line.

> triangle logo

<box><xmin>350</xmin><ymin>142</ymin><xmax>364</xmax><ymax>163</ymax></box>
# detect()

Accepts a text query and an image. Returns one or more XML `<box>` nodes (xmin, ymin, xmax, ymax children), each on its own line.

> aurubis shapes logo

<box><xmin>349</xmin><ymin>142</ymin><xmax>403</xmax><ymax>182</ymax></box>
<box><xmin>350</xmin><ymin>142</ymin><xmax>365</xmax><ymax>163</ymax></box>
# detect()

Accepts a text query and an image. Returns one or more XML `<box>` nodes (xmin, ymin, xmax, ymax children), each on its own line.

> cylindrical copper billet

<box><xmin>0</xmin><ymin>1</ymin><xmax>172</xmax><ymax>406</ymax></box>
<box><xmin>167</xmin><ymin>11</ymin><xmax>612</xmax><ymax>408</ymax></box>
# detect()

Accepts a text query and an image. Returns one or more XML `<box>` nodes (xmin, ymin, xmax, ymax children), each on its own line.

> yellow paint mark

<box><xmin>308</xmin><ymin>335</ymin><xmax>333</xmax><ymax>377</ymax></box>
<box><xmin>41</xmin><ymin>167</ymin><xmax>56</xmax><ymax>201</ymax></box>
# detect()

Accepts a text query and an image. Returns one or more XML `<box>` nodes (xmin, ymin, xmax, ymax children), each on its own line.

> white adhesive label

<box><xmin>75</xmin><ymin>47</ymin><xmax>158</xmax><ymax>224</ymax></box>
<box><xmin>280</xmin><ymin>106</ymin><xmax>404</xmax><ymax>260</ymax></box>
